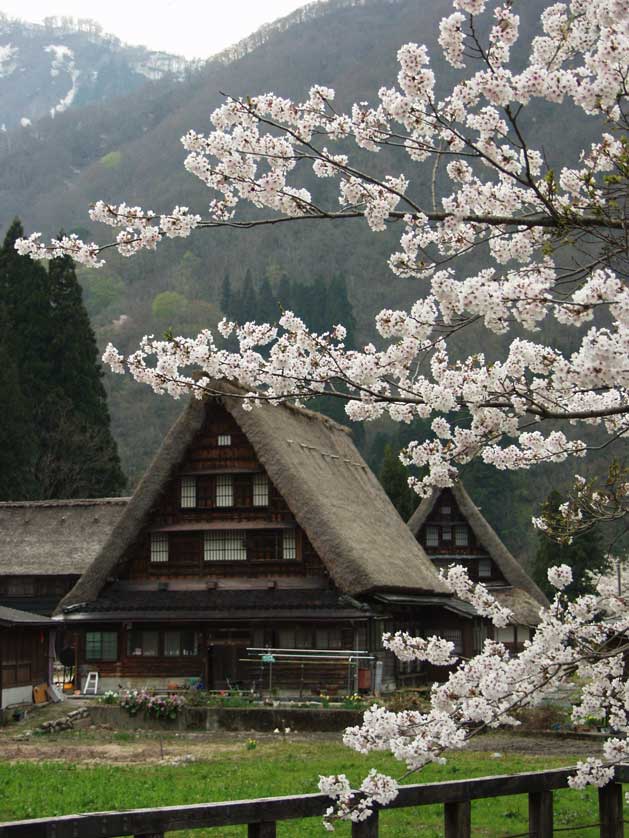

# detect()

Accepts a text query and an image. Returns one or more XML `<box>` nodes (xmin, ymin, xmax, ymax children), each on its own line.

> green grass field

<box><xmin>0</xmin><ymin>740</ymin><xmax>623</xmax><ymax>837</ymax></box>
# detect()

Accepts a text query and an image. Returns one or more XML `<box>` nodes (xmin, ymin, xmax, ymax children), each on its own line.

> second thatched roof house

<box><xmin>408</xmin><ymin>482</ymin><xmax>548</xmax><ymax>656</ymax></box>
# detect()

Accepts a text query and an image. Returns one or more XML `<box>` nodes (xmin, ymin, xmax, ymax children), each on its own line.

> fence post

<box><xmin>351</xmin><ymin>811</ymin><xmax>379</xmax><ymax>837</ymax></box>
<box><xmin>598</xmin><ymin>783</ymin><xmax>623</xmax><ymax>838</ymax></box>
<box><xmin>444</xmin><ymin>800</ymin><xmax>471</xmax><ymax>838</ymax></box>
<box><xmin>248</xmin><ymin>823</ymin><xmax>277</xmax><ymax>838</ymax></box>
<box><xmin>529</xmin><ymin>790</ymin><xmax>553</xmax><ymax>838</ymax></box>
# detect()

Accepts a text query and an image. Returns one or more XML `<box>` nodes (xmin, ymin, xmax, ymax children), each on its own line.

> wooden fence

<box><xmin>0</xmin><ymin>764</ymin><xmax>628</xmax><ymax>838</ymax></box>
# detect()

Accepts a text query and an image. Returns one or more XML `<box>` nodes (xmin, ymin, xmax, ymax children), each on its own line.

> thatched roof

<box><xmin>0</xmin><ymin>604</ymin><xmax>54</xmax><ymax>627</ymax></box>
<box><xmin>491</xmin><ymin>587</ymin><xmax>543</xmax><ymax>626</ymax></box>
<box><xmin>0</xmin><ymin>499</ymin><xmax>129</xmax><ymax>576</ymax></box>
<box><xmin>407</xmin><ymin>482</ymin><xmax>548</xmax><ymax>607</ymax></box>
<box><xmin>60</xmin><ymin>386</ymin><xmax>448</xmax><ymax>611</ymax></box>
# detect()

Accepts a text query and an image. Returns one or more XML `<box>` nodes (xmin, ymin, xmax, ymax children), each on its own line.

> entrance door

<box><xmin>208</xmin><ymin>644</ymin><xmax>249</xmax><ymax>690</ymax></box>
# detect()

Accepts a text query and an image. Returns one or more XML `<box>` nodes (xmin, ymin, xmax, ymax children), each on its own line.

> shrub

<box><xmin>342</xmin><ymin>694</ymin><xmax>367</xmax><ymax>710</ymax></box>
<box><xmin>385</xmin><ymin>689</ymin><xmax>431</xmax><ymax>713</ymax></box>
<box><xmin>513</xmin><ymin>704</ymin><xmax>571</xmax><ymax>731</ymax></box>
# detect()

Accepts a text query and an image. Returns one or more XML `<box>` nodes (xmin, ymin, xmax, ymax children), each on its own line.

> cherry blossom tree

<box><xmin>15</xmin><ymin>0</ymin><xmax>629</xmax><ymax>822</ymax></box>
<box><xmin>17</xmin><ymin>0</ymin><xmax>628</xmax><ymax>500</ymax></box>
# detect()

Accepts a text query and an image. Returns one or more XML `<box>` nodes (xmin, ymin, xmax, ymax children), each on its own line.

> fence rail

<box><xmin>1</xmin><ymin>764</ymin><xmax>628</xmax><ymax>838</ymax></box>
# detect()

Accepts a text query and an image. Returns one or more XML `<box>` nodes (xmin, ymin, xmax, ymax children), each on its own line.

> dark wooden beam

<box><xmin>598</xmin><ymin>782</ymin><xmax>623</xmax><ymax>838</ymax></box>
<box><xmin>248</xmin><ymin>822</ymin><xmax>277</xmax><ymax>838</ymax></box>
<box><xmin>444</xmin><ymin>800</ymin><xmax>471</xmax><ymax>838</ymax></box>
<box><xmin>528</xmin><ymin>790</ymin><xmax>553</xmax><ymax>838</ymax></box>
<box><xmin>351</xmin><ymin>811</ymin><xmax>379</xmax><ymax>837</ymax></box>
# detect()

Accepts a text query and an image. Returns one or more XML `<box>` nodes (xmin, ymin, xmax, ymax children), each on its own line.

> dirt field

<box><xmin>0</xmin><ymin>701</ymin><xmax>602</xmax><ymax>765</ymax></box>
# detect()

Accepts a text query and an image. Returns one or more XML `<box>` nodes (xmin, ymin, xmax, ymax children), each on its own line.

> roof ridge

<box><xmin>0</xmin><ymin>497</ymin><xmax>130</xmax><ymax>509</ymax></box>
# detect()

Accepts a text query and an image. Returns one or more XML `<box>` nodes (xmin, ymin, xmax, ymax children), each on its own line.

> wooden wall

<box><xmin>0</xmin><ymin>626</ymin><xmax>49</xmax><ymax>689</ymax></box>
<box><xmin>120</xmin><ymin>404</ymin><xmax>331</xmax><ymax>583</ymax></box>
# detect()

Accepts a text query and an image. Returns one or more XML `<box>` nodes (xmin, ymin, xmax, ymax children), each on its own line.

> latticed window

<box><xmin>478</xmin><ymin>558</ymin><xmax>492</xmax><ymax>579</ymax></box>
<box><xmin>442</xmin><ymin>525</ymin><xmax>452</xmax><ymax>541</ymax></box>
<box><xmin>86</xmin><ymin>631</ymin><xmax>118</xmax><ymax>661</ymax></box>
<box><xmin>441</xmin><ymin>504</ymin><xmax>451</xmax><ymax>514</ymax></box>
<box><xmin>425</xmin><ymin>525</ymin><xmax>439</xmax><ymax>547</ymax></box>
<box><xmin>283</xmin><ymin>529</ymin><xmax>297</xmax><ymax>560</ymax></box>
<box><xmin>180</xmin><ymin>476</ymin><xmax>197</xmax><ymax>508</ymax></box>
<box><xmin>253</xmin><ymin>473</ymin><xmax>269</xmax><ymax>506</ymax></box>
<box><xmin>215</xmin><ymin>474</ymin><xmax>233</xmax><ymax>507</ymax></box>
<box><xmin>150</xmin><ymin>533</ymin><xmax>169</xmax><ymax>563</ymax></box>
<box><xmin>204</xmin><ymin>530</ymin><xmax>247</xmax><ymax>561</ymax></box>
<box><xmin>217</xmin><ymin>434</ymin><xmax>231</xmax><ymax>446</ymax></box>
<box><xmin>454</xmin><ymin>525</ymin><xmax>469</xmax><ymax>546</ymax></box>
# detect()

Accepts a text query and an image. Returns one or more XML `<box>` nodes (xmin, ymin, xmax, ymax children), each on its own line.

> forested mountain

<box><xmin>1</xmin><ymin>0</ymin><xmax>613</xmax><ymax>555</ymax></box>
<box><xmin>0</xmin><ymin>13</ymin><xmax>194</xmax><ymax>132</ymax></box>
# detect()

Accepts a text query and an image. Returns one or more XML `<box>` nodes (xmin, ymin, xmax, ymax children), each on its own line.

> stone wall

<box><xmin>88</xmin><ymin>704</ymin><xmax>363</xmax><ymax>732</ymax></box>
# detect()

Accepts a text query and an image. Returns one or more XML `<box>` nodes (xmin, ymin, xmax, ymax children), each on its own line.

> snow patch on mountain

<box><xmin>45</xmin><ymin>43</ymin><xmax>74</xmax><ymax>76</ymax></box>
<box><xmin>0</xmin><ymin>43</ymin><xmax>18</xmax><ymax>78</ymax></box>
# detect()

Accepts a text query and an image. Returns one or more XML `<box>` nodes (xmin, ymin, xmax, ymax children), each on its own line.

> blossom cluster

<box><xmin>319</xmin><ymin>562</ymin><xmax>629</xmax><ymax>826</ymax></box>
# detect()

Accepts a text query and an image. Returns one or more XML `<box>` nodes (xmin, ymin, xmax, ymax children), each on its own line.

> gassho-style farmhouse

<box><xmin>0</xmin><ymin>385</ymin><xmax>547</xmax><ymax>700</ymax></box>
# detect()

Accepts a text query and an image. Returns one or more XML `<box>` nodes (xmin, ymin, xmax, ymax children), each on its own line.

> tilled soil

<box><xmin>0</xmin><ymin>717</ymin><xmax>601</xmax><ymax>765</ymax></box>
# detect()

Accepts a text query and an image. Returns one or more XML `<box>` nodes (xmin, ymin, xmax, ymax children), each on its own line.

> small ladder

<box><xmin>83</xmin><ymin>671</ymin><xmax>99</xmax><ymax>695</ymax></box>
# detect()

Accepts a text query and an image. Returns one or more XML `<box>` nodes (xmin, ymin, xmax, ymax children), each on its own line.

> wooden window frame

<box><xmin>127</xmin><ymin>629</ymin><xmax>159</xmax><ymax>657</ymax></box>
<box><xmin>282</xmin><ymin>529</ymin><xmax>297</xmax><ymax>560</ymax></box>
<box><xmin>478</xmin><ymin>557</ymin><xmax>492</xmax><ymax>579</ymax></box>
<box><xmin>204</xmin><ymin>530</ymin><xmax>247</xmax><ymax>562</ymax></box>
<box><xmin>163</xmin><ymin>630</ymin><xmax>198</xmax><ymax>658</ymax></box>
<box><xmin>454</xmin><ymin>525</ymin><xmax>469</xmax><ymax>547</ymax></box>
<box><xmin>253</xmin><ymin>473</ymin><xmax>269</xmax><ymax>507</ymax></box>
<box><xmin>215</xmin><ymin>474</ymin><xmax>233</xmax><ymax>507</ymax></box>
<box><xmin>150</xmin><ymin>532</ymin><xmax>169</xmax><ymax>563</ymax></box>
<box><xmin>85</xmin><ymin>631</ymin><xmax>118</xmax><ymax>662</ymax></box>
<box><xmin>180</xmin><ymin>476</ymin><xmax>197</xmax><ymax>509</ymax></box>
<box><xmin>425</xmin><ymin>525</ymin><xmax>439</xmax><ymax>547</ymax></box>
<box><xmin>217</xmin><ymin>434</ymin><xmax>232</xmax><ymax>447</ymax></box>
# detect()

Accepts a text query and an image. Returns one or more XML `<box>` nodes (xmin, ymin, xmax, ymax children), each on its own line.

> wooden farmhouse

<box><xmin>408</xmin><ymin>483</ymin><xmax>548</xmax><ymax>656</ymax></box>
<box><xmin>52</xmin><ymin>386</ymin><xmax>545</xmax><ymax>695</ymax></box>
<box><xmin>0</xmin><ymin>605</ymin><xmax>54</xmax><ymax>712</ymax></box>
<box><xmin>0</xmin><ymin>499</ymin><xmax>128</xmax><ymax>615</ymax></box>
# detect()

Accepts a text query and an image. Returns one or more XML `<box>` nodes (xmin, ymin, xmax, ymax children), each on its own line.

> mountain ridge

<box><xmin>0</xmin><ymin>11</ymin><xmax>196</xmax><ymax>132</ymax></box>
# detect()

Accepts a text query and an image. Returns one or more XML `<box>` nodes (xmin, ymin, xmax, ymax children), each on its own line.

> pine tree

<box><xmin>326</xmin><ymin>275</ymin><xmax>356</xmax><ymax>347</ymax></box>
<box><xmin>531</xmin><ymin>490</ymin><xmax>608</xmax><ymax>599</ymax></box>
<box><xmin>0</xmin><ymin>219</ymin><xmax>52</xmax><ymax>408</ymax></box>
<box><xmin>220</xmin><ymin>273</ymin><xmax>233</xmax><ymax>318</ymax></box>
<box><xmin>379</xmin><ymin>444</ymin><xmax>418</xmax><ymax>521</ymax></box>
<box><xmin>256</xmin><ymin>275</ymin><xmax>278</xmax><ymax>323</ymax></box>
<box><xmin>0</xmin><ymin>303</ymin><xmax>36</xmax><ymax>500</ymax></box>
<box><xmin>43</xmin><ymin>252</ymin><xmax>126</xmax><ymax>498</ymax></box>
<box><xmin>277</xmin><ymin>275</ymin><xmax>293</xmax><ymax>311</ymax></box>
<box><xmin>238</xmin><ymin>269</ymin><xmax>258</xmax><ymax>321</ymax></box>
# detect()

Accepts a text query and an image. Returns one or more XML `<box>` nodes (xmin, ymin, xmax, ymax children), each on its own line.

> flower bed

<box><xmin>101</xmin><ymin>690</ymin><xmax>185</xmax><ymax>720</ymax></box>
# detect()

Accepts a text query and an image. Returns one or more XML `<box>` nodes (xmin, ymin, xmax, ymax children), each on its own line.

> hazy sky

<box><xmin>0</xmin><ymin>1</ymin><xmax>311</xmax><ymax>58</ymax></box>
